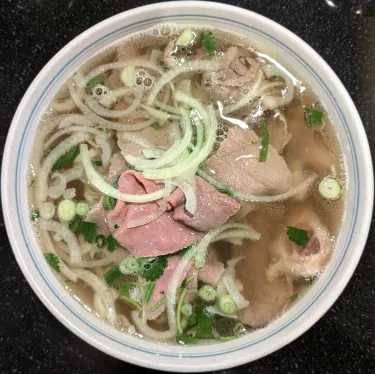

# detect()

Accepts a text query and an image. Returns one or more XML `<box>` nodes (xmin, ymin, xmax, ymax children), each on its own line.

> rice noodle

<box><xmin>222</xmin><ymin>71</ymin><xmax>263</xmax><ymax>115</ymax></box>
<box><xmin>197</xmin><ymin>169</ymin><xmax>318</xmax><ymax>203</ymax></box>
<box><xmin>85</xmin><ymin>89</ymin><xmax>141</xmax><ymax>118</ymax></box>
<box><xmin>72</xmin><ymin>269</ymin><xmax>118</xmax><ymax>326</ymax></box>
<box><xmin>50</xmin><ymin>98</ymin><xmax>76</xmax><ymax>112</ymax></box>
<box><xmin>48</xmin><ymin>172</ymin><xmax>67</xmax><ymax>200</ymax></box>
<box><xmin>44</xmin><ymin>126</ymin><xmax>109</xmax><ymax>150</ymax></box>
<box><xmin>80</xmin><ymin>144</ymin><xmax>169</xmax><ymax>203</ymax></box>
<box><xmin>95</xmin><ymin>136</ymin><xmax>112</xmax><ymax>168</ymax></box>
<box><xmin>126</xmin><ymin>108</ymin><xmax>193</xmax><ymax>170</ymax></box>
<box><xmin>39</xmin><ymin>219</ymin><xmax>82</xmax><ymax>265</ymax></box>
<box><xmin>59</xmin><ymin>114</ymin><xmax>94</xmax><ymax>129</ymax></box>
<box><xmin>35</xmin><ymin>132</ymin><xmax>88</xmax><ymax>207</ymax></box>
<box><xmin>147</xmin><ymin>60</ymin><xmax>222</xmax><ymax>105</ymax></box>
<box><xmin>40</xmin><ymin>230</ymin><xmax>78</xmax><ymax>282</ymax></box>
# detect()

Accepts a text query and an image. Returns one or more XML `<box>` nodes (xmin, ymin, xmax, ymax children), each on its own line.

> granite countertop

<box><xmin>1</xmin><ymin>0</ymin><xmax>374</xmax><ymax>373</ymax></box>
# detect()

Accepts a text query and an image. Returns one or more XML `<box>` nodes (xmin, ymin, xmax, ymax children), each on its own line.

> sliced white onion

<box><xmin>121</xmin><ymin>132</ymin><xmax>155</xmax><ymax>148</ymax></box>
<box><xmin>40</xmin><ymin>202</ymin><xmax>56</xmax><ymax>220</ymax></box>
<box><xmin>142</xmin><ymin>148</ymin><xmax>165</xmax><ymax>159</ymax></box>
<box><xmin>171</xmin><ymin>177</ymin><xmax>196</xmax><ymax>214</ymax></box>
<box><xmin>50</xmin><ymin>97</ymin><xmax>76</xmax><ymax>112</ymax></box>
<box><xmin>40</xmin><ymin>230</ymin><xmax>78</xmax><ymax>282</ymax></box>
<box><xmin>85</xmin><ymin>89</ymin><xmax>141</xmax><ymax>118</ymax></box>
<box><xmin>63</xmin><ymin>188</ymin><xmax>76</xmax><ymax>200</ymax></box>
<box><xmin>48</xmin><ymin>172</ymin><xmax>67</xmax><ymax>200</ymax></box>
<box><xmin>204</xmin><ymin>305</ymin><xmax>238</xmax><ymax>319</ymax></box>
<box><xmin>147</xmin><ymin>60</ymin><xmax>222</xmax><ymax>105</ymax></box>
<box><xmin>98</xmin><ymin>87</ymin><xmax>133</xmax><ymax>108</ymax></box>
<box><xmin>223</xmin><ymin>71</ymin><xmax>263</xmax><ymax>115</ymax></box>
<box><xmin>35</xmin><ymin>132</ymin><xmax>88</xmax><ymax>207</ymax></box>
<box><xmin>221</xmin><ymin>273</ymin><xmax>249</xmax><ymax>310</ymax></box>
<box><xmin>44</xmin><ymin>126</ymin><xmax>108</xmax><ymax>150</ymax></box>
<box><xmin>80</xmin><ymin>144</ymin><xmax>168</xmax><ymax>203</ymax></box>
<box><xmin>198</xmin><ymin>169</ymin><xmax>318</xmax><ymax>203</ymax></box>
<box><xmin>39</xmin><ymin>219</ymin><xmax>82</xmax><ymax>265</ymax></box>
<box><xmin>154</xmin><ymin>100</ymin><xmax>181</xmax><ymax>115</ymax></box>
<box><xmin>72</xmin><ymin>269</ymin><xmax>118</xmax><ymax>326</ymax></box>
<box><xmin>175</xmin><ymin>91</ymin><xmax>208</xmax><ymax>126</ymax></box>
<box><xmin>61</xmin><ymin>166</ymin><xmax>84</xmax><ymax>182</ymax></box>
<box><xmin>140</xmin><ymin>104</ymin><xmax>180</xmax><ymax>122</ymax></box>
<box><xmin>95</xmin><ymin>136</ymin><xmax>112</xmax><ymax>168</ymax></box>
<box><xmin>59</xmin><ymin>114</ymin><xmax>94</xmax><ymax>129</ymax></box>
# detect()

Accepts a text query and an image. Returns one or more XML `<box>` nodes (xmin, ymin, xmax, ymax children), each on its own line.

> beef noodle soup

<box><xmin>28</xmin><ymin>24</ymin><xmax>346</xmax><ymax>344</ymax></box>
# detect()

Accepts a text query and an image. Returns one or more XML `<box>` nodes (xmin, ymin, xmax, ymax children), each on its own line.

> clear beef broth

<box><xmin>29</xmin><ymin>24</ymin><xmax>345</xmax><ymax>344</ymax></box>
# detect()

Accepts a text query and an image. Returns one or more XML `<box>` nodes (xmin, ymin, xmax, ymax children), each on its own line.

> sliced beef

<box><xmin>203</xmin><ymin>127</ymin><xmax>292</xmax><ymax>196</ymax></box>
<box><xmin>85</xmin><ymin>198</ymin><xmax>110</xmax><ymax>236</ymax></box>
<box><xmin>266</xmin><ymin>204</ymin><xmax>333</xmax><ymax>281</ymax></box>
<box><xmin>202</xmin><ymin>47</ymin><xmax>262</xmax><ymax>102</ymax></box>
<box><xmin>168</xmin><ymin>176</ymin><xmax>240</xmax><ymax>231</ymax></box>
<box><xmin>108</xmin><ymin>153</ymin><xmax>127</xmax><ymax>184</ymax></box>
<box><xmin>146</xmin><ymin>255</ymin><xmax>197</xmax><ymax>320</ymax></box>
<box><xmin>107</xmin><ymin>171</ymin><xmax>197</xmax><ymax>257</ymax></box>
<box><xmin>267</xmin><ymin>113</ymin><xmax>292</xmax><ymax>154</ymax></box>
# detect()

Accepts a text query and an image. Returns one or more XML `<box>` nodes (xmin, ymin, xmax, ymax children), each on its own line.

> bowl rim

<box><xmin>2</xmin><ymin>1</ymin><xmax>373</xmax><ymax>371</ymax></box>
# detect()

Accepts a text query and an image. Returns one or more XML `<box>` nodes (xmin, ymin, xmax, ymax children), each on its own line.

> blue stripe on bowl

<box><xmin>15</xmin><ymin>14</ymin><xmax>358</xmax><ymax>358</ymax></box>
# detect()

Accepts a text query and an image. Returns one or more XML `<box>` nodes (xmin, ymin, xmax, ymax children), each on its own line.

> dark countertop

<box><xmin>1</xmin><ymin>0</ymin><xmax>375</xmax><ymax>373</ymax></box>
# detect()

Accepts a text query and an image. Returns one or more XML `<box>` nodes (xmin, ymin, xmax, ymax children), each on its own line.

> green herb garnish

<box><xmin>195</xmin><ymin>305</ymin><xmax>214</xmax><ymax>339</ymax></box>
<box><xmin>304</xmin><ymin>276</ymin><xmax>317</xmax><ymax>285</ymax></box>
<box><xmin>200</xmin><ymin>31</ymin><xmax>216</xmax><ymax>56</ymax></box>
<box><xmin>103</xmin><ymin>194</ymin><xmax>117</xmax><ymax>211</ymax></box>
<box><xmin>217</xmin><ymin>188</ymin><xmax>234</xmax><ymax>197</ymax></box>
<box><xmin>95</xmin><ymin>234</ymin><xmax>106</xmax><ymax>248</ymax></box>
<box><xmin>187</xmin><ymin>313</ymin><xmax>198</xmax><ymax>328</ymax></box>
<box><xmin>144</xmin><ymin>281</ymin><xmax>156</xmax><ymax>302</ymax></box>
<box><xmin>77</xmin><ymin>221</ymin><xmax>97</xmax><ymax>243</ymax></box>
<box><xmin>286</xmin><ymin>226</ymin><xmax>309</xmax><ymax>246</ymax></box>
<box><xmin>44</xmin><ymin>253</ymin><xmax>60</xmax><ymax>272</ymax></box>
<box><xmin>30</xmin><ymin>210</ymin><xmax>40</xmax><ymax>222</ymax></box>
<box><xmin>69</xmin><ymin>217</ymin><xmax>81</xmax><ymax>232</ymax></box>
<box><xmin>104</xmin><ymin>265</ymin><xmax>122</xmax><ymax>285</ymax></box>
<box><xmin>106</xmin><ymin>235</ymin><xmax>123</xmax><ymax>252</ymax></box>
<box><xmin>289</xmin><ymin>292</ymin><xmax>299</xmax><ymax>302</ymax></box>
<box><xmin>52</xmin><ymin>145</ymin><xmax>80</xmax><ymax>172</ymax></box>
<box><xmin>137</xmin><ymin>256</ymin><xmax>168</xmax><ymax>282</ymax></box>
<box><xmin>92</xmin><ymin>160</ymin><xmax>103</xmax><ymax>166</ymax></box>
<box><xmin>259</xmin><ymin>119</ymin><xmax>269</xmax><ymax>162</ymax></box>
<box><xmin>175</xmin><ymin>245</ymin><xmax>194</xmax><ymax>257</ymax></box>
<box><xmin>177</xmin><ymin>334</ymin><xmax>199</xmax><ymax>345</ymax></box>
<box><xmin>85</xmin><ymin>75</ymin><xmax>103</xmax><ymax>94</ymax></box>
<box><xmin>304</xmin><ymin>108</ymin><xmax>324</xmax><ymax>127</ymax></box>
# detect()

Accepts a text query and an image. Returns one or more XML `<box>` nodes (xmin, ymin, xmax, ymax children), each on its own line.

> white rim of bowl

<box><xmin>2</xmin><ymin>2</ymin><xmax>373</xmax><ymax>371</ymax></box>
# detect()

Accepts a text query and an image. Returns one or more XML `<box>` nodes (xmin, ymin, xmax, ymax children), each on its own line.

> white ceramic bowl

<box><xmin>2</xmin><ymin>1</ymin><xmax>373</xmax><ymax>371</ymax></box>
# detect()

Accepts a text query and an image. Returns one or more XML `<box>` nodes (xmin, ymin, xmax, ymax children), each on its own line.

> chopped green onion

<box><xmin>95</xmin><ymin>235</ymin><xmax>106</xmax><ymax>248</ymax></box>
<box><xmin>144</xmin><ymin>281</ymin><xmax>156</xmax><ymax>302</ymax></box>
<box><xmin>114</xmin><ymin>223</ymin><xmax>120</xmax><ymax>229</ymax></box>
<box><xmin>106</xmin><ymin>234</ymin><xmax>121</xmax><ymax>252</ymax></box>
<box><xmin>44</xmin><ymin>253</ymin><xmax>60</xmax><ymax>272</ymax></box>
<box><xmin>150</xmin><ymin>297</ymin><xmax>166</xmax><ymax>311</ymax></box>
<box><xmin>181</xmin><ymin>303</ymin><xmax>193</xmax><ymax>317</ymax></box>
<box><xmin>30</xmin><ymin>210</ymin><xmax>40</xmax><ymax>222</ymax></box>
<box><xmin>119</xmin><ymin>256</ymin><xmax>139</xmax><ymax>275</ymax></box>
<box><xmin>76</xmin><ymin>202</ymin><xmax>89</xmax><ymax>217</ymax></box>
<box><xmin>289</xmin><ymin>292</ymin><xmax>299</xmax><ymax>302</ymax></box>
<box><xmin>57</xmin><ymin>200</ymin><xmax>76</xmax><ymax>222</ymax></box>
<box><xmin>52</xmin><ymin>145</ymin><xmax>80</xmax><ymax>172</ymax></box>
<box><xmin>318</xmin><ymin>176</ymin><xmax>342</xmax><ymax>200</ymax></box>
<box><xmin>259</xmin><ymin>119</ymin><xmax>269</xmax><ymax>162</ymax></box>
<box><xmin>218</xmin><ymin>295</ymin><xmax>237</xmax><ymax>315</ymax></box>
<box><xmin>176</xmin><ymin>28</ymin><xmax>196</xmax><ymax>47</ymax></box>
<box><xmin>286</xmin><ymin>226</ymin><xmax>309</xmax><ymax>246</ymax></box>
<box><xmin>198</xmin><ymin>285</ymin><xmax>217</xmax><ymax>302</ymax></box>
<box><xmin>103</xmin><ymin>194</ymin><xmax>117</xmax><ymax>211</ymax></box>
<box><xmin>304</xmin><ymin>108</ymin><xmax>324</xmax><ymax>127</ymax></box>
<box><xmin>92</xmin><ymin>160</ymin><xmax>103</xmax><ymax>166</ymax></box>
<box><xmin>85</xmin><ymin>75</ymin><xmax>103</xmax><ymax>94</ymax></box>
<box><xmin>119</xmin><ymin>281</ymin><xmax>144</xmax><ymax>294</ymax></box>
<box><xmin>104</xmin><ymin>266</ymin><xmax>122</xmax><ymax>285</ymax></box>
<box><xmin>119</xmin><ymin>295</ymin><xmax>142</xmax><ymax>310</ymax></box>
<box><xmin>200</xmin><ymin>31</ymin><xmax>216</xmax><ymax>55</ymax></box>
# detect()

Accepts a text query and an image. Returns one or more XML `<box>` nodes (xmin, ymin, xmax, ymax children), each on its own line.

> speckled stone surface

<box><xmin>1</xmin><ymin>0</ymin><xmax>375</xmax><ymax>373</ymax></box>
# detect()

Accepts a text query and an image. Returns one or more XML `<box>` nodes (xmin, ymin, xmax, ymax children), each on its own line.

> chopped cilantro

<box><xmin>200</xmin><ymin>31</ymin><xmax>216</xmax><ymax>56</ymax></box>
<box><xmin>44</xmin><ymin>253</ymin><xmax>60</xmax><ymax>272</ymax></box>
<box><xmin>85</xmin><ymin>75</ymin><xmax>103</xmax><ymax>94</ymax></box>
<box><xmin>187</xmin><ymin>313</ymin><xmax>197</xmax><ymax>329</ymax></box>
<box><xmin>175</xmin><ymin>245</ymin><xmax>194</xmax><ymax>257</ymax></box>
<box><xmin>304</xmin><ymin>276</ymin><xmax>317</xmax><ymax>285</ymax></box>
<box><xmin>52</xmin><ymin>146</ymin><xmax>80</xmax><ymax>172</ymax></box>
<box><xmin>69</xmin><ymin>217</ymin><xmax>81</xmax><ymax>232</ymax></box>
<box><xmin>104</xmin><ymin>266</ymin><xmax>122</xmax><ymax>285</ymax></box>
<box><xmin>304</xmin><ymin>108</ymin><xmax>324</xmax><ymax>127</ymax></box>
<box><xmin>286</xmin><ymin>226</ymin><xmax>309</xmax><ymax>246</ymax></box>
<box><xmin>30</xmin><ymin>210</ymin><xmax>40</xmax><ymax>222</ymax></box>
<box><xmin>195</xmin><ymin>305</ymin><xmax>214</xmax><ymax>339</ymax></box>
<box><xmin>259</xmin><ymin>119</ymin><xmax>269</xmax><ymax>162</ymax></box>
<box><xmin>107</xmin><ymin>235</ymin><xmax>122</xmax><ymax>252</ymax></box>
<box><xmin>289</xmin><ymin>292</ymin><xmax>299</xmax><ymax>302</ymax></box>
<box><xmin>177</xmin><ymin>335</ymin><xmax>199</xmax><ymax>345</ymax></box>
<box><xmin>69</xmin><ymin>218</ymin><xmax>97</xmax><ymax>244</ymax></box>
<box><xmin>137</xmin><ymin>256</ymin><xmax>168</xmax><ymax>281</ymax></box>
<box><xmin>217</xmin><ymin>188</ymin><xmax>234</xmax><ymax>197</ymax></box>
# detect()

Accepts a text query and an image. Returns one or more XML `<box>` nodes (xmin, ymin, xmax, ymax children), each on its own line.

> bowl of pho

<box><xmin>2</xmin><ymin>1</ymin><xmax>373</xmax><ymax>371</ymax></box>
